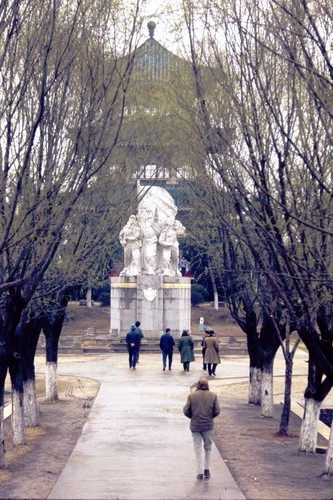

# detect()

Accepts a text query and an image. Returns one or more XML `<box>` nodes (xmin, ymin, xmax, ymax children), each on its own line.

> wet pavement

<box><xmin>32</xmin><ymin>348</ymin><xmax>311</xmax><ymax>500</ymax></box>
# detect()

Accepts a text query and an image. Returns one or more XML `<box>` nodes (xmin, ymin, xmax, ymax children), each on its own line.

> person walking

<box><xmin>178</xmin><ymin>330</ymin><xmax>195</xmax><ymax>371</ymax></box>
<box><xmin>183</xmin><ymin>377</ymin><xmax>220</xmax><ymax>480</ymax></box>
<box><xmin>135</xmin><ymin>320</ymin><xmax>144</xmax><ymax>363</ymax></box>
<box><xmin>203</xmin><ymin>330</ymin><xmax>221</xmax><ymax>376</ymax></box>
<box><xmin>201</xmin><ymin>330</ymin><xmax>209</xmax><ymax>370</ymax></box>
<box><xmin>159</xmin><ymin>328</ymin><xmax>175</xmax><ymax>370</ymax></box>
<box><xmin>126</xmin><ymin>323</ymin><xmax>141</xmax><ymax>370</ymax></box>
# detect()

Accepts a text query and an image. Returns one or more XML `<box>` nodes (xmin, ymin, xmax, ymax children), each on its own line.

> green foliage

<box><xmin>191</xmin><ymin>290</ymin><xmax>204</xmax><ymax>306</ymax></box>
<box><xmin>192</xmin><ymin>283</ymin><xmax>209</xmax><ymax>301</ymax></box>
<box><xmin>95</xmin><ymin>281</ymin><xmax>110</xmax><ymax>306</ymax></box>
<box><xmin>191</xmin><ymin>283</ymin><xmax>209</xmax><ymax>306</ymax></box>
<box><xmin>96</xmin><ymin>291</ymin><xmax>110</xmax><ymax>306</ymax></box>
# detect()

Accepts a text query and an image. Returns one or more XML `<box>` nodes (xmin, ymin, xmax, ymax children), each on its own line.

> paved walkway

<box><xmin>34</xmin><ymin>349</ymin><xmax>310</xmax><ymax>500</ymax></box>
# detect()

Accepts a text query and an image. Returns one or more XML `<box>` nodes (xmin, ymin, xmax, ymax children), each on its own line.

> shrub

<box><xmin>191</xmin><ymin>284</ymin><xmax>209</xmax><ymax>301</ymax></box>
<box><xmin>96</xmin><ymin>291</ymin><xmax>110</xmax><ymax>306</ymax></box>
<box><xmin>191</xmin><ymin>290</ymin><xmax>204</xmax><ymax>306</ymax></box>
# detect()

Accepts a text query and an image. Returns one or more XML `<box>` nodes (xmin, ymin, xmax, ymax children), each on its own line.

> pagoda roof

<box><xmin>133</xmin><ymin>21</ymin><xmax>184</xmax><ymax>80</ymax></box>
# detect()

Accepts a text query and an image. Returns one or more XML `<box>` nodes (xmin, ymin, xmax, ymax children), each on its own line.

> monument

<box><xmin>110</xmin><ymin>187</ymin><xmax>191</xmax><ymax>339</ymax></box>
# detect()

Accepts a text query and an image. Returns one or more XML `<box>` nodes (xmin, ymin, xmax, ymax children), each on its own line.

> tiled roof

<box><xmin>133</xmin><ymin>21</ymin><xmax>183</xmax><ymax>80</ymax></box>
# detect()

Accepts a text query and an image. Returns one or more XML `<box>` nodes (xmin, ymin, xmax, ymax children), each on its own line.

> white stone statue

<box><xmin>119</xmin><ymin>215</ymin><xmax>141</xmax><ymax>276</ymax></box>
<box><xmin>159</xmin><ymin>217</ymin><xmax>186</xmax><ymax>276</ymax></box>
<box><xmin>139</xmin><ymin>210</ymin><xmax>160</xmax><ymax>275</ymax></box>
<box><xmin>119</xmin><ymin>187</ymin><xmax>186</xmax><ymax>277</ymax></box>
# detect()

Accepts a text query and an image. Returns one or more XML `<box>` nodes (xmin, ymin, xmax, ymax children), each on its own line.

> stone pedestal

<box><xmin>110</xmin><ymin>276</ymin><xmax>191</xmax><ymax>339</ymax></box>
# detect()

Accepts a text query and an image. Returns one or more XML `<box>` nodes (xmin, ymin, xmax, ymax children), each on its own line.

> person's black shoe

<box><xmin>204</xmin><ymin>469</ymin><xmax>210</xmax><ymax>479</ymax></box>
<box><xmin>197</xmin><ymin>474</ymin><xmax>203</xmax><ymax>480</ymax></box>
<box><xmin>163</xmin><ymin>367</ymin><xmax>165</xmax><ymax>371</ymax></box>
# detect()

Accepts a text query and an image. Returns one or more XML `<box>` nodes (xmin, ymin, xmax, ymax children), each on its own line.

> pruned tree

<box><xmin>0</xmin><ymin>0</ymin><xmax>143</xmax><ymax>464</ymax></box>
<box><xmin>170</xmin><ymin>0</ymin><xmax>333</xmax><ymax>461</ymax></box>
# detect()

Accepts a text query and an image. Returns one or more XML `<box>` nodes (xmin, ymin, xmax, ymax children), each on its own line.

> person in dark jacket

<box><xmin>135</xmin><ymin>320</ymin><xmax>144</xmax><ymax>363</ymax></box>
<box><xmin>178</xmin><ymin>330</ymin><xmax>195</xmax><ymax>371</ymax></box>
<box><xmin>201</xmin><ymin>330</ymin><xmax>209</xmax><ymax>370</ymax></box>
<box><xmin>159</xmin><ymin>328</ymin><xmax>175</xmax><ymax>370</ymax></box>
<box><xmin>126</xmin><ymin>323</ymin><xmax>141</xmax><ymax>369</ymax></box>
<box><xmin>183</xmin><ymin>377</ymin><xmax>220</xmax><ymax>480</ymax></box>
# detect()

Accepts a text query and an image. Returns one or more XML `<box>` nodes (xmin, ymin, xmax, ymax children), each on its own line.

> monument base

<box><xmin>110</xmin><ymin>275</ymin><xmax>191</xmax><ymax>340</ymax></box>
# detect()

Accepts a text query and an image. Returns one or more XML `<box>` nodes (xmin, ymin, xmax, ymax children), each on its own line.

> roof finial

<box><xmin>147</xmin><ymin>21</ymin><xmax>156</xmax><ymax>38</ymax></box>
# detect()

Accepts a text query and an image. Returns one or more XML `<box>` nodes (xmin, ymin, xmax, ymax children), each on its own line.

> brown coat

<box><xmin>203</xmin><ymin>335</ymin><xmax>221</xmax><ymax>364</ymax></box>
<box><xmin>183</xmin><ymin>389</ymin><xmax>220</xmax><ymax>431</ymax></box>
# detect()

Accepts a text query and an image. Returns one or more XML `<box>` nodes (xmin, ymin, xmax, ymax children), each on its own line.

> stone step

<box><xmin>36</xmin><ymin>332</ymin><xmax>248</xmax><ymax>356</ymax></box>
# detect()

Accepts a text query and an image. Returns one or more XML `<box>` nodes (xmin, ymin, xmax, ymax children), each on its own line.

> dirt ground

<box><xmin>1</xmin><ymin>375</ymin><xmax>333</xmax><ymax>500</ymax></box>
<box><xmin>0</xmin><ymin>376</ymin><xmax>100</xmax><ymax>500</ymax></box>
<box><xmin>1</xmin><ymin>304</ymin><xmax>333</xmax><ymax>499</ymax></box>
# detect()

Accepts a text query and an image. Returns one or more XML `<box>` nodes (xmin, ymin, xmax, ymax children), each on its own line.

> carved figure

<box><xmin>119</xmin><ymin>215</ymin><xmax>141</xmax><ymax>276</ymax></box>
<box><xmin>159</xmin><ymin>217</ymin><xmax>182</xmax><ymax>276</ymax></box>
<box><xmin>118</xmin><ymin>187</ymin><xmax>186</xmax><ymax>277</ymax></box>
<box><xmin>139</xmin><ymin>211</ymin><xmax>159</xmax><ymax>275</ymax></box>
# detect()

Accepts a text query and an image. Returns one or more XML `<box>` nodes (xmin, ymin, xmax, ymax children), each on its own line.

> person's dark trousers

<box><xmin>212</xmin><ymin>363</ymin><xmax>217</xmax><ymax>375</ymax></box>
<box><xmin>162</xmin><ymin>351</ymin><xmax>173</xmax><ymax>369</ymax></box>
<box><xmin>129</xmin><ymin>348</ymin><xmax>138</xmax><ymax>368</ymax></box>
<box><xmin>207</xmin><ymin>363</ymin><xmax>212</xmax><ymax>375</ymax></box>
<box><xmin>167</xmin><ymin>351</ymin><xmax>173</xmax><ymax>369</ymax></box>
<box><xmin>183</xmin><ymin>361</ymin><xmax>190</xmax><ymax>371</ymax></box>
<box><xmin>136</xmin><ymin>343</ymin><xmax>141</xmax><ymax>363</ymax></box>
<box><xmin>162</xmin><ymin>351</ymin><xmax>167</xmax><ymax>369</ymax></box>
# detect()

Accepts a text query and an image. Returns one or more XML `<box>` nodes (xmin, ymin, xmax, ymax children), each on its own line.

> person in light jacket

<box><xmin>183</xmin><ymin>377</ymin><xmax>220</xmax><ymax>480</ymax></box>
<box><xmin>203</xmin><ymin>330</ymin><xmax>221</xmax><ymax>376</ymax></box>
<box><xmin>178</xmin><ymin>330</ymin><xmax>195</xmax><ymax>371</ymax></box>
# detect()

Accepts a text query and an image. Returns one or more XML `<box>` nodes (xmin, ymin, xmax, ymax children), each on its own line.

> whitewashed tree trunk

<box><xmin>323</xmin><ymin>422</ymin><xmax>333</xmax><ymax>476</ymax></box>
<box><xmin>248</xmin><ymin>366</ymin><xmax>262</xmax><ymax>405</ymax></box>
<box><xmin>87</xmin><ymin>287</ymin><xmax>92</xmax><ymax>307</ymax></box>
<box><xmin>261</xmin><ymin>369</ymin><xmax>273</xmax><ymax>417</ymax></box>
<box><xmin>299</xmin><ymin>398</ymin><xmax>321</xmax><ymax>453</ymax></box>
<box><xmin>0</xmin><ymin>406</ymin><xmax>5</xmax><ymax>467</ymax></box>
<box><xmin>214</xmin><ymin>292</ymin><xmax>218</xmax><ymax>310</ymax></box>
<box><xmin>323</xmin><ymin>421</ymin><xmax>333</xmax><ymax>476</ymax></box>
<box><xmin>45</xmin><ymin>362</ymin><xmax>58</xmax><ymax>401</ymax></box>
<box><xmin>24</xmin><ymin>379</ymin><xmax>40</xmax><ymax>427</ymax></box>
<box><xmin>12</xmin><ymin>390</ymin><xmax>26</xmax><ymax>446</ymax></box>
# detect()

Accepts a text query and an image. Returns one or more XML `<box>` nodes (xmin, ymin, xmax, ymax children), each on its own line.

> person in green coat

<box><xmin>178</xmin><ymin>330</ymin><xmax>195</xmax><ymax>371</ymax></box>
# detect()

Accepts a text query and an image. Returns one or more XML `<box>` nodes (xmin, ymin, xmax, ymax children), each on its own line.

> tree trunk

<box><xmin>248</xmin><ymin>366</ymin><xmax>261</xmax><ymax>405</ymax></box>
<box><xmin>87</xmin><ymin>287</ymin><xmax>92</xmax><ymax>307</ymax></box>
<box><xmin>323</xmin><ymin>422</ymin><xmax>333</xmax><ymax>476</ymax></box>
<box><xmin>207</xmin><ymin>260</ymin><xmax>218</xmax><ymax>310</ymax></box>
<box><xmin>261</xmin><ymin>359</ymin><xmax>273</xmax><ymax>418</ymax></box>
<box><xmin>46</xmin><ymin>362</ymin><xmax>58</xmax><ymax>401</ymax></box>
<box><xmin>0</xmin><ymin>406</ymin><xmax>5</xmax><ymax>467</ymax></box>
<box><xmin>277</xmin><ymin>353</ymin><xmax>293</xmax><ymax>435</ymax></box>
<box><xmin>299</xmin><ymin>398</ymin><xmax>321</xmax><ymax>453</ymax></box>
<box><xmin>244</xmin><ymin>309</ymin><xmax>263</xmax><ymax>405</ymax></box>
<box><xmin>12</xmin><ymin>389</ymin><xmax>26</xmax><ymax>446</ymax></box>
<box><xmin>43</xmin><ymin>297</ymin><xmax>68</xmax><ymax>401</ymax></box>
<box><xmin>24</xmin><ymin>379</ymin><xmax>40</xmax><ymax>427</ymax></box>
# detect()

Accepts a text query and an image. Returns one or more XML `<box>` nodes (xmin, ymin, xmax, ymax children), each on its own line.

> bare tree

<box><xmin>0</xmin><ymin>0</ymin><xmax>143</xmax><ymax>464</ymax></box>
<box><xmin>170</xmin><ymin>1</ymin><xmax>333</xmax><ymax>469</ymax></box>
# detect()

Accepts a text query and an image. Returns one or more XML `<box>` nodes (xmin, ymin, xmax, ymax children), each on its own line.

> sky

<box><xmin>139</xmin><ymin>0</ymin><xmax>186</xmax><ymax>54</ymax></box>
